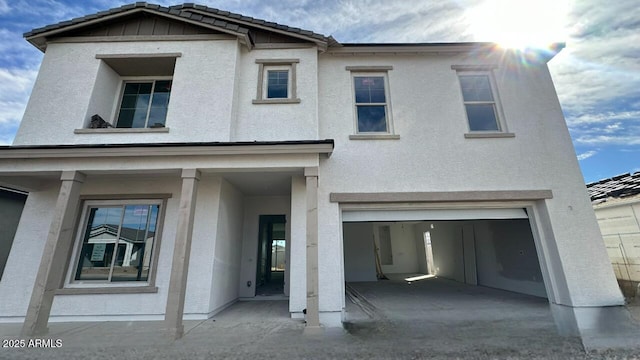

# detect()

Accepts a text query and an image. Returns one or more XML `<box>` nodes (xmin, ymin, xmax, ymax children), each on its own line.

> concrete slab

<box><xmin>1</xmin><ymin>289</ymin><xmax>640</xmax><ymax>359</ymax></box>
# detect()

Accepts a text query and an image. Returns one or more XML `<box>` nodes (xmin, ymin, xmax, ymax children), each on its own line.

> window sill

<box><xmin>55</xmin><ymin>286</ymin><xmax>158</xmax><ymax>295</ymax></box>
<box><xmin>349</xmin><ymin>134</ymin><xmax>400</xmax><ymax>140</ymax></box>
<box><xmin>464</xmin><ymin>132</ymin><xmax>515</xmax><ymax>139</ymax></box>
<box><xmin>252</xmin><ymin>98</ymin><xmax>301</xmax><ymax>105</ymax></box>
<box><xmin>74</xmin><ymin>128</ymin><xmax>170</xmax><ymax>134</ymax></box>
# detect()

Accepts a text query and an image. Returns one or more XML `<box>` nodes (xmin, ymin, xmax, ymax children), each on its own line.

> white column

<box><xmin>304</xmin><ymin>167</ymin><xmax>321</xmax><ymax>333</ymax></box>
<box><xmin>21</xmin><ymin>171</ymin><xmax>85</xmax><ymax>336</ymax></box>
<box><xmin>164</xmin><ymin>169</ymin><xmax>200</xmax><ymax>339</ymax></box>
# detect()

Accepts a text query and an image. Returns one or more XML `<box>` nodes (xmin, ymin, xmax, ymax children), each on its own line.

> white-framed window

<box><xmin>67</xmin><ymin>198</ymin><xmax>165</xmax><ymax>286</ymax></box>
<box><xmin>452</xmin><ymin>66</ymin><xmax>507</xmax><ymax>133</ymax></box>
<box><xmin>253</xmin><ymin>59</ymin><xmax>300</xmax><ymax>104</ymax></box>
<box><xmin>115</xmin><ymin>78</ymin><xmax>172</xmax><ymax>128</ymax></box>
<box><xmin>351</xmin><ymin>72</ymin><xmax>393</xmax><ymax>133</ymax></box>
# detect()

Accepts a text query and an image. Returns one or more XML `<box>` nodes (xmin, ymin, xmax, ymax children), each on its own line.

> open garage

<box><xmin>342</xmin><ymin>207</ymin><xmax>550</xmax><ymax>317</ymax></box>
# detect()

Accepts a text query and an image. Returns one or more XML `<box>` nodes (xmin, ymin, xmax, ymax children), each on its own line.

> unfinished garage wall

<box><xmin>343</xmin><ymin>222</ymin><xmax>376</xmax><ymax>282</ymax></box>
<box><xmin>474</xmin><ymin>220</ymin><xmax>546</xmax><ymax>298</ymax></box>
<box><xmin>378</xmin><ymin>223</ymin><xmax>420</xmax><ymax>274</ymax></box>
<box><xmin>208</xmin><ymin>179</ymin><xmax>244</xmax><ymax>314</ymax></box>
<box><xmin>428</xmin><ymin>222</ymin><xmax>465</xmax><ymax>283</ymax></box>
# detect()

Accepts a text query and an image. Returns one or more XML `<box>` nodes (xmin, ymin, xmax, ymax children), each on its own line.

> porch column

<box><xmin>21</xmin><ymin>171</ymin><xmax>86</xmax><ymax>337</ymax></box>
<box><xmin>164</xmin><ymin>169</ymin><xmax>200</xmax><ymax>339</ymax></box>
<box><xmin>304</xmin><ymin>167</ymin><xmax>321</xmax><ymax>333</ymax></box>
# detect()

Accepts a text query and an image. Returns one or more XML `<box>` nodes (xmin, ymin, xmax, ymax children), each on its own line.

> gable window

<box><xmin>69</xmin><ymin>198</ymin><xmax>165</xmax><ymax>285</ymax></box>
<box><xmin>267</xmin><ymin>69</ymin><xmax>289</xmax><ymax>98</ymax></box>
<box><xmin>253</xmin><ymin>59</ymin><xmax>300</xmax><ymax>104</ymax></box>
<box><xmin>116</xmin><ymin>80</ymin><xmax>172</xmax><ymax>128</ymax></box>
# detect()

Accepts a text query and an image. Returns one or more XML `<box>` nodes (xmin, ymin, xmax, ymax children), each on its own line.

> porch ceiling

<box><xmin>223</xmin><ymin>171</ymin><xmax>299</xmax><ymax>196</ymax></box>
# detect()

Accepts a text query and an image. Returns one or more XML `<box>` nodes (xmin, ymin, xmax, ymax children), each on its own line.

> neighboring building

<box><xmin>0</xmin><ymin>188</ymin><xmax>27</xmax><ymax>281</ymax></box>
<box><xmin>0</xmin><ymin>2</ymin><xmax>630</xmax><ymax>345</ymax></box>
<box><xmin>587</xmin><ymin>172</ymin><xmax>640</xmax><ymax>298</ymax></box>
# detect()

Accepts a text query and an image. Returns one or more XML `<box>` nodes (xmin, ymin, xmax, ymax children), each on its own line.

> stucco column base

<box><xmin>550</xmin><ymin>303</ymin><xmax>640</xmax><ymax>350</ymax></box>
<box><xmin>164</xmin><ymin>326</ymin><xmax>184</xmax><ymax>341</ymax></box>
<box><xmin>302</xmin><ymin>325</ymin><xmax>323</xmax><ymax>335</ymax></box>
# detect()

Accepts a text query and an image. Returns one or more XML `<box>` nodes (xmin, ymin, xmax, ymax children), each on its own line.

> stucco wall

<box><xmin>13</xmin><ymin>40</ymin><xmax>241</xmax><ymax>145</ymax></box>
<box><xmin>208</xmin><ymin>178</ymin><xmax>244</xmax><ymax>315</ymax></box>
<box><xmin>232</xmin><ymin>47</ymin><xmax>319</xmax><ymax>141</ymax></box>
<box><xmin>184</xmin><ymin>175</ymin><xmax>221</xmax><ymax>317</ymax></box>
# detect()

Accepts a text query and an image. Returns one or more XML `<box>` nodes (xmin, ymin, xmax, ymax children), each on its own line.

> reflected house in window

<box><xmin>76</xmin><ymin>224</ymin><xmax>155</xmax><ymax>281</ymax></box>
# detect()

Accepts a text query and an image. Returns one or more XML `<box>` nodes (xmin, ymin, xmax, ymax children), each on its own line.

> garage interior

<box><xmin>343</xmin><ymin>208</ymin><xmax>552</xmax><ymax>333</ymax></box>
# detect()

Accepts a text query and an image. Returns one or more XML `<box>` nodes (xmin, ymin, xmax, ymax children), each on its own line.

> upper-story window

<box><xmin>116</xmin><ymin>79</ymin><xmax>172</xmax><ymax>128</ymax></box>
<box><xmin>345</xmin><ymin>66</ymin><xmax>398</xmax><ymax>139</ymax></box>
<box><xmin>266</xmin><ymin>69</ymin><xmax>289</xmax><ymax>99</ymax></box>
<box><xmin>253</xmin><ymin>59</ymin><xmax>300</xmax><ymax>104</ymax></box>
<box><xmin>458</xmin><ymin>74</ymin><xmax>499</xmax><ymax>131</ymax></box>
<box><xmin>77</xmin><ymin>53</ymin><xmax>180</xmax><ymax>132</ymax></box>
<box><xmin>452</xmin><ymin>65</ymin><xmax>512</xmax><ymax>137</ymax></box>
<box><xmin>353</xmin><ymin>75</ymin><xmax>389</xmax><ymax>132</ymax></box>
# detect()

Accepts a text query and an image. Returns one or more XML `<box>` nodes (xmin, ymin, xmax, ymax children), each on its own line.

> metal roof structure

<box><xmin>586</xmin><ymin>172</ymin><xmax>640</xmax><ymax>202</ymax></box>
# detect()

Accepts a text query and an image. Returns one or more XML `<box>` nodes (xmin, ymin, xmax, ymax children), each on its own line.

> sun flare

<box><xmin>467</xmin><ymin>0</ymin><xmax>570</xmax><ymax>49</ymax></box>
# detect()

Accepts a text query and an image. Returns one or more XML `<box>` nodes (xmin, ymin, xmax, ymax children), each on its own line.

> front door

<box><xmin>256</xmin><ymin>215</ymin><xmax>286</xmax><ymax>296</ymax></box>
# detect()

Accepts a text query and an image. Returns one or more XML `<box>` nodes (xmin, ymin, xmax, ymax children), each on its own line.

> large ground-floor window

<box><xmin>70</xmin><ymin>199</ymin><xmax>164</xmax><ymax>284</ymax></box>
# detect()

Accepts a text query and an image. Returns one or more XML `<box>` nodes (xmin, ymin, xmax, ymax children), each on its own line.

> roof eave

<box><xmin>24</xmin><ymin>7</ymin><xmax>255</xmax><ymax>52</ymax></box>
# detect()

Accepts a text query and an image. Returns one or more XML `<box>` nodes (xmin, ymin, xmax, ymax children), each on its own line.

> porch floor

<box><xmin>1</xmin><ymin>279</ymin><xmax>640</xmax><ymax>359</ymax></box>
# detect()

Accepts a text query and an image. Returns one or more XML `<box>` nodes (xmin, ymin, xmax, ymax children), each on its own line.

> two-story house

<box><xmin>0</xmin><ymin>2</ymin><xmax>630</xmax><ymax>346</ymax></box>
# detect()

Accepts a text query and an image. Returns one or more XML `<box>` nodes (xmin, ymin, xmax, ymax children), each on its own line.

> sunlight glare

<box><xmin>467</xmin><ymin>0</ymin><xmax>570</xmax><ymax>49</ymax></box>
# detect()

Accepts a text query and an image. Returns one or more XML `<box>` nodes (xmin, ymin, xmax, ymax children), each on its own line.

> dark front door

<box><xmin>256</xmin><ymin>215</ymin><xmax>286</xmax><ymax>296</ymax></box>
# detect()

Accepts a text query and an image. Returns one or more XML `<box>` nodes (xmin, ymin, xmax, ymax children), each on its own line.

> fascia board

<box><xmin>0</xmin><ymin>143</ymin><xmax>334</xmax><ymax>159</ymax></box>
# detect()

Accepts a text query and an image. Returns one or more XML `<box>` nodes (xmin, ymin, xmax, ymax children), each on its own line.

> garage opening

<box><xmin>343</xmin><ymin>218</ymin><xmax>546</xmax><ymax>298</ymax></box>
<box><xmin>342</xmin><ymin>208</ymin><xmax>554</xmax><ymax>342</ymax></box>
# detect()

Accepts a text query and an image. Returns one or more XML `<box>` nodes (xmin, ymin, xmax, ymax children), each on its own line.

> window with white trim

<box><xmin>115</xmin><ymin>79</ymin><xmax>172</xmax><ymax>128</ymax></box>
<box><xmin>253</xmin><ymin>59</ymin><xmax>300</xmax><ymax>104</ymax></box>
<box><xmin>456</xmin><ymin>71</ymin><xmax>503</xmax><ymax>132</ymax></box>
<box><xmin>352</xmin><ymin>73</ymin><xmax>393</xmax><ymax>133</ymax></box>
<box><xmin>70</xmin><ymin>199</ymin><xmax>164</xmax><ymax>284</ymax></box>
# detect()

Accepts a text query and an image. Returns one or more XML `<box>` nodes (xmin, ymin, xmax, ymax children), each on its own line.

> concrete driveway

<box><xmin>2</xmin><ymin>277</ymin><xmax>640</xmax><ymax>359</ymax></box>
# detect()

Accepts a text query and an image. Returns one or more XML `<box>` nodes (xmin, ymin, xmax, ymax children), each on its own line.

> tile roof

<box><xmin>586</xmin><ymin>172</ymin><xmax>640</xmax><ymax>201</ymax></box>
<box><xmin>24</xmin><ymin>2</ymin><xmax>331</xmax><ymax>44</ymax></box>
<box><xmin>171</xmin><ymin>3</ymin><xmax>329</xmax><ymax>42</ymax></box>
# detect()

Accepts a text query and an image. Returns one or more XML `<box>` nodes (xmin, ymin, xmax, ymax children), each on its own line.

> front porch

<box><xmin>0</xmin><ymin>140</ymin><xmax>332</xmax><ymax>338</ymax></box>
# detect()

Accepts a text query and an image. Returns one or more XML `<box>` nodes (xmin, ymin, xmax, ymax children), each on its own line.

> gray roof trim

<box><xmin>24</xmin><ymin>2</ymin><xmax>332</xmax><ymax>52</ymax></box>
<box><xmin>0</xmin><ymin>140</ymin><xmax>335</xmax><ymax>159</ymax></box>
<box><xmin>24</xmin><ymin>3</ymin><xmax>254</xmax><ymax>52</ymax></box>
<box><xmin>331</xmin><ymin>42</ymin><xmax>565</xmax><ymax>62</ymax></box>
<box><xmin>173</xmin><ymin>4</ymin><xmax>330</xmax><ymax>49</ymax></box>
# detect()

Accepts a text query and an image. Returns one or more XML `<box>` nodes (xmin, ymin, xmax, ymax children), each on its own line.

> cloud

<box><xmin>0</xmin><ymin>68</ymin><xmax>38</xmax><ymax>135</ymax></box>
<box><xmin>0</xmin><ymin>0</ymin><xmax>9</xmax><ymax>14</ymax></box>
<box><xmin>577</xmin><ymin>150</ymin><xmax>597</xmax><ymax>161</ymax></box>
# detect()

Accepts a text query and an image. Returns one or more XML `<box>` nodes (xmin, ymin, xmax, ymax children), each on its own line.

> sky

<box><xmin>0</xmin><ymin>0</ymin><xmax>638</xmax><ymax>183</ymax></box>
